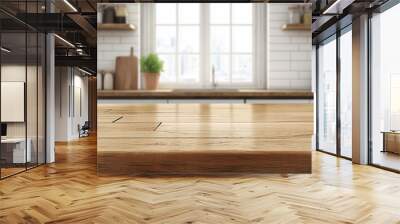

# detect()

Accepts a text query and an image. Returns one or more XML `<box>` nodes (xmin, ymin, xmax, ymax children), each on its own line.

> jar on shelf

<box><xmin>102</xmin><ymin>6</ymin><xmax>115</xmax><ymax>24</ymax></box>
<box><xmin>288</xmin><ymin>6</ymin><xmax>301</xmax><ymax>24</ymax></box>
<box><xmin>115</xmin><ymin>6</ymin><xmax>128</xmax><ymax>24</ymax></box>
<box><xmin>103</xmin><ymin>72</ymin><xmax>114</xmax><ymax>90</ymax></box>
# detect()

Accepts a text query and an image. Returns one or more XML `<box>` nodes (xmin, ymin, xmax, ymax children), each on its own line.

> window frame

<box><xmin>315</xmin><ymin>24</ymin><xmax>353</xmax><ymax>161</ymax></box>
<box><xmin>154</xmin><ymin>3</ymin><xmax>257</xmax><ymax>89</ymax></box>
<box><xmin>369</xmin><ymin>2</ymin><xmax>400</xmax><ymax>172</ymax></box>
<box><xmin>155</xmin><ymin>3</ymin><xmax>202</xmax><ymax>86</ymax></box>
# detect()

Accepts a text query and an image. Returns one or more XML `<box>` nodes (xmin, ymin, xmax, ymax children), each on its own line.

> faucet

<box><xmin>211</xmin><ymin>65</ymin><xmax>217</xmax><ymax>89</ymax></box>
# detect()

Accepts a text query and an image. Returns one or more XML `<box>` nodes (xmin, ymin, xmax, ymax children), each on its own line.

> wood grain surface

<box><xmin>114</xmin><ymin>56</ymin><xmax>138</xmax><ymax>90</ymax></box>
<box><xmin>97</xmin><ymin>104</ymin><xmax>313</xmax><ymax>175</ymax></box>
<box><xmin>97</xmin><ymin>89</ymin><xmax>313</xmax><ymax>99</ymax></box>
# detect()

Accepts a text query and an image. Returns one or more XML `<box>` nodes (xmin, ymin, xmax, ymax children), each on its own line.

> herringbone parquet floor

<box><xmin>1</xmin><ymin>135</ymin><xmax>400</xmax><ymax>223</ymax></box>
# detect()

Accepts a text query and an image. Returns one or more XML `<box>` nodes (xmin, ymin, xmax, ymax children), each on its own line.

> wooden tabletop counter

<box><xmin>97</xmin><ymin>89</ymin><xmax>313</xmax><ymax>99</ymax></box>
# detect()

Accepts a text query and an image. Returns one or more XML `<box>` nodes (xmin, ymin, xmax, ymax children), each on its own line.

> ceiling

<box><xmin>311</xmin><ymin>0</ymin><xmax>390</xmax><ymax>43</ymax></box>
<box><xmin>0</xmin><ymin>0</ymin><xmax>97</xmax><ymax>73</ymax></box>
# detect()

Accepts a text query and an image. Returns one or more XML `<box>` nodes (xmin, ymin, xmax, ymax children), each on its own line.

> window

<box><xmin>210</xmin><ymin>3</ymin><xmax>253</xmax><ymax>84</ymax></box>
<box><xmin>339</xmin><ymin>29</ymin><xmax>352</xmax><ymax>158</ymax></box>
<box><xmin>370</xmin><ymin>3</ymin><xmax>400</xmax><ymax>171</ymax></box>
<box><xmin>317</xmin><ymin>37</ymin><xmax>337</xmax><ymax>154</ymax></box>
<box><xmin>155</xmin><ymin>3</ymin><xmax>254</xmax><ymax>87</ymax></box>
<box><xmin>156</xmin><ymin>3</ymin><xmax>200</xmax><ymax>83</ymax></box>
<box><xmin>316</xmin><ymin>29</ymin><xmax>353</xmax><ymax>159</ymax></box>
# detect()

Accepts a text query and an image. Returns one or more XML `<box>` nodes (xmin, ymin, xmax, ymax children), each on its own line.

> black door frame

<box><xmin>0</xmin><ymin>1</ymin><xmax>48</xmax><ymax>180</ymax></box>
<box><xmin>367</xmin><ymin>0</ymin><xmax>400</xmax><ymax>173</ymax></box>
<box><xmin>315</xmin><ymin>21</ymin><xmax>352</xmax><ymax>161</ymax></box>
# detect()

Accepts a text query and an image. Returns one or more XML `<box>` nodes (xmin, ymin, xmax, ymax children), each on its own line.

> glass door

<box><xmin>370</xmin><ymin>3</ymin><xmax>400</xmax><ymax>171</ymax></box>
<box><xmin>339</xmin><ymin>27</ymin><xmax>352</xmax><ymax>158</ymax></box>
<box><xmin>38</xmin><ymin>32</ymin><xmax>46</xmax><ymax>166</ymax></box>
<box><xmin>316</xmin><ymin>25</ymin><xmax>353</xmax><ymax>159</ymax></box>
<box><xmin>1</xmin><ymin>28</ymin><xmax>28</xmax><ymax>178</ymax></box>
<box><xmin>0</xmin><ymin>0</ymin><xmax>47</xmax><ymax>179</ymax></box>
<box><xmin>317</xmin><ymin>36</ymin><xmax>337</xmax><ymax>154</ymax></box>
<box><xmin>27</xmin><ymin>30</ymin><xmax>38</xmax><ymax>170</ymax></box>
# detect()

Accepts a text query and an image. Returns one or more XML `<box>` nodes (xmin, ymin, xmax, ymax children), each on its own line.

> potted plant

<box><xmin>140</xmin><ymin>53</ymin><xmax>164</xmax><ymax>90</ymax></box>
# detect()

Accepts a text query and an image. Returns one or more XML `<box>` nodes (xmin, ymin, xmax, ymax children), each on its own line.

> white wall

<box><xmin>267</xmin><ymin>4</ymin><xmax>312</xmax><ymax>90</ymax></box>
<box><xmin>55</xmin><ymin>67</ymin><xmax>89</xmax><ymax>141</ymax></box>
<box><xmin>1</xmin><ymin>65</ymin><xmax>34</xmax><ymax>138</ymax></box>
<box><xmin>71</xmin><ymin>74</ymin><xmax>89</xmax><ymax>138</ymax></box>
<box><xmin>1</xmin><ymin>64</ymin><xmax>47</xmax><ymax>164</ymax></box>
<box><xmin>97</xmin><ymin>4</ymin><xmax>140</xmax><ymax>72</ymax></box>
<box><xmin>55</xmin><ymin>67</ymin><xmax>69</xmax><ymax>141</ymax></box>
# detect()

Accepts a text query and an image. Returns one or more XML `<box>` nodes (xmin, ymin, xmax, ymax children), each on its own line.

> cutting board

<box><xmin>115</xmin><ymin>55</ymin><xmax>138</xmax><ymax>90</ymax></box>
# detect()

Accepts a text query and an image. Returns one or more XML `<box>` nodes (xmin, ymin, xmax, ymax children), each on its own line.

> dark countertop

<box><xmin>97</xmin><ymin>89</ymin><xmax>314</xmax><ymax>100</ymax></box>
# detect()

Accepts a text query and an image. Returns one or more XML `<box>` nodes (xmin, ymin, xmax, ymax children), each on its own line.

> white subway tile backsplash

<box><xmin>290</xmin><ymin>80</ymin><xmax>311</xmax><ymax>89</ymax></box>
<box><xmin>269</xmin><ymin>52</ymin><xmax>291</xmax><ymax>61</ymax></box>
<box><xmin>270</xmin><ymin>71</ymin><xmax>298</xmax><ymax>80</ymax></box>
<box><xmin>98</xmin><ymin>4</ymin><xmax>140</xmax><ymax>72</ymax></box>
<box><xmin>269</xmin><ymin>4</ymin><xmax>291</xmax><ymax>12</ymax></box>
<box><xmin>269</xmin><ymin>61</ymin><xmax>290</xmax><ymax>72</ymax></box>
<box><xmin>268</xmin><ymin>29</ymin><xmax>288</xmax><ymax>37</ymax></box>
<box><xmin>269</xmin><ymin>43</ymin><xmax>299</xmax><ymax>51</ymax></box>
<box><xmin>291</xmin><ymin>36</ymin><xmax>310</xmax><ymax>44</ymax></box>
<box><xmin>267</xmin><ymin>3</ymin><xmax>312</xmax><ymax>90</ymax></box>
<box><xmin>268</xmin><ymin>80</ymin><xmax>292</xmax><ymax>89</ymax></box>
<box><xmin>290</xmin><ymin>52</ymin><xmax>311</xmax><ymax>61</ymax></box>
<box><xmin>120</xmin><ymin>37</ymin><xmax>139</xmax><ymax>44</ymax></box>
<box><xmin>97</xmin><ymin>60</ymin><xmax>114</xmax><ymax>71</ymax></box>
<box><xmin>100</xmin><ymin>44</ymin><xmax>131</xmax><ymax>52</ymax></box>
<box><xmin>298</xmin><ymin>72</ymin><xmax>311</xmax><ymax>79</ymax></box>
<box><xmin>269</xmin><ymin>21</ymin><xmax>284</xmax><ymax>29</ymax></box>
<box><xmin>102</xmin><ymin>51</ymin><xmax>123</xmax><ymax>60</ymax></box>
<box><xmin>298</xmin><ymin>44</ymin><xmax>312</xmax><ymax>51</ymax></box>
<box><xmin>99</xmin><ymin>36</ymin><xmax>121</xmax><ymax>44</ymax></box>
<box><xmin>269</xmin><ymin>36</ymin><xmax>291</xmax><ymax>44</ymax></box>
<box><xmin>269</xmin><ymin>12</ymin><xmax>288</xmax><ymax>21</ymax></box>
<box><xmin>290</xmin><ymin>61</ymin><xmax>311</xmax><ymax>72</ymax></box>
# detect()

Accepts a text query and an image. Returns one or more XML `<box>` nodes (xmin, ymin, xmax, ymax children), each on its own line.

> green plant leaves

<box><xmin>140</xmin><ymin>53</ymin><xmax>164</xmax><ymax>73</ymax></box>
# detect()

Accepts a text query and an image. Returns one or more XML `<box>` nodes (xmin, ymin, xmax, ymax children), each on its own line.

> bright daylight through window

<box><xmin>155</xmin><ymin>3</ymin><xmax>253</xmax><ymax>87</ymax></box>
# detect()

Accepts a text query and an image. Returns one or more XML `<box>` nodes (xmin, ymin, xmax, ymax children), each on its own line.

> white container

<box><xmin>97</xmin><ymin>72</ymin><xmax>103</xmax><ymax>90</ymax></box>
<box><xmin>97</xmin><ymin>11</ymin><xmax>102</xmax><ymax>24</ymax></box>
<box><xmin>103</xmin><ymin>72</ymin><xmax>114</xmax><ymax>90</ymax></box>
<box><xmin>288</xmin><ymin>6</ymin><xmax>301</xmax><ymax>24</ymax></box>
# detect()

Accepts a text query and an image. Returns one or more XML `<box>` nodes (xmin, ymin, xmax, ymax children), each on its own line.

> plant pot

<box><xmin>143</xmin><ymin>73</ymin><xmax>160</xmax><ymax>90</ymax></box>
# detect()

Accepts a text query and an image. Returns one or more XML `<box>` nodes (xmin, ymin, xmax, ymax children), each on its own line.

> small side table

<box><xmin>1</xmin><ymin>138</ymin><xmax>32</xmax><ymax>164</ymax></box>
<box><xmin>382</xmin><ymin>131</ymin><xmax>400</xmax><ymax>154</ymax></box>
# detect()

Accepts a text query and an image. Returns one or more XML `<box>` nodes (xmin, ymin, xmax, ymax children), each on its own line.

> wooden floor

<box><xmin>373</xmin><ymin>151</ymin><xmax>400</xmax><ymax>171</ymax></box>
<box><xmin>1</xmin><ymin>167</ymin><xmax>26</xmax><ymax>178</ymax></box>
<box><xmin>1</xmin><ymin>135</ymin><xmax>400</xmax><ymax>223</ymax></box>
<box><xmin>97</xmin><ymin>104</ymin><xmax>313</xmax><ymax>175</ymax></box>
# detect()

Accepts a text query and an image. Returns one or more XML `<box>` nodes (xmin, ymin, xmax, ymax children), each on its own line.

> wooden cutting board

<box><xmin>115</xmin><ymin>55</ymin><xmax>138</xmax><ymax>90</ymax></box>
